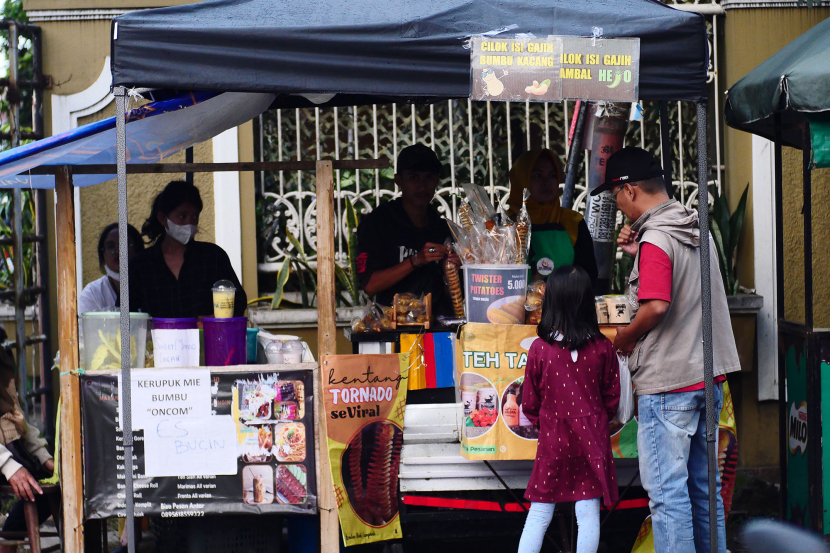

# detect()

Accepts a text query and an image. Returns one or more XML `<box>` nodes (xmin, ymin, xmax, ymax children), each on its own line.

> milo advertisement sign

<box><xmin>462</xmin><ymin>264</ymin><xmax>529</xmax><ymax>324</ymax></box>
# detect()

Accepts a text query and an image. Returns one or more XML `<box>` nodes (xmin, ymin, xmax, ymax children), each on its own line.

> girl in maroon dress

<box><xmin>518</xmin><ymin>266</ymin><xmax>620</xmax><ymax>553</ymax></box>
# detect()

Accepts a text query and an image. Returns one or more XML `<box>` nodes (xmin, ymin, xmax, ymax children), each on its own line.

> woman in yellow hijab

<box><xmin>507</xmin><ymin>149</ymin><xmax>597</xmax><ymax>286</ymax></box>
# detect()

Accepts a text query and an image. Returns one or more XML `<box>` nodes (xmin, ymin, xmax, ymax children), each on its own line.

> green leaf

<box><xmin>344</xmin><ymin>197</ymin><xmax>361</xmax><ymax>306</ymax></box>
<box><xmin>285</xmin><ymin>231</ymin><xmax>309</xmax><ymax>266</ymax></box>
<box><xmin>271</xmin><ymin>258</ymin><xmax>292</xmax><ymax>309</ymax></box>
<box><xmin>710</xmin><ymin>219</ymin><xmax>731</xmax><ymax>292</ymax></box>
<box><xmin>334</xmin><ymin>264</ymin><xmax>353</xmax><ymax>304</ymax></box>
<box><xmin>293</xmin><ymin>258</ymin><xmax>310</xmax><ymax>308</ymax></box>
<box><xmin>727</xmin><ymin>184</ymin><xmax>749</xmax><ymax>273</ymax></box>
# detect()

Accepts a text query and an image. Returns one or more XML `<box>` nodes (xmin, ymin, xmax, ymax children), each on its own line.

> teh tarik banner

<box><xmin>322</xmin><ymin>354</ymin><xmax>408</xmax><ymax>547</ymax></box>
<box><xmin>456</xmin><ymin>323</ymin><xmax>540</xmax><ymax>461</ymax></box>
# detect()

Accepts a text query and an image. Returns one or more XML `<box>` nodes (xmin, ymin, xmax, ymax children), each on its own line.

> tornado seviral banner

<box><xmin>81</xmin><ymin>367</ymin><xmax>317</xmax><ymax>519</ymax></box>
<box><xmin>321</xmin><ymin>354</ymin><xmax>408</xmax><ymax>547</ymax></box>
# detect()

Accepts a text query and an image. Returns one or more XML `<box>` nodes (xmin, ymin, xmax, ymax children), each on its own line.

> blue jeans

<box><xmin>637</xmin><ymin>383</ymin><xmax>726</xmax><ymax>553</ymax></box>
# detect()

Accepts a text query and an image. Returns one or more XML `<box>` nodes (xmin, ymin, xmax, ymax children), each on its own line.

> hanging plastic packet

<box><xmin>524</xmin><ymin>280</ymin><xmax>546</xmax><ymax>325</ymax></box>
<box><xmin>458</xmin><ymin>199</ymin><xmax>475</xmax><ymax>230</ymax></box>
<box><xmin>460</xmin><ymin>182</ymin><xmax>498</xmax><ymax>230</ymax></box>
<box><xmin>496</xmin><ymin>201</ymin><xmax>514</xmax><ymax>227</ymax></box>
<box><xmin>443</xmin><ymin>239</ymin><xmax>465</xmax><ymax>318</ymax></box>
<box><xmin>516</xmin><ymin>189</ymin><xmax>532</xmax><ymax>265</ymax></box>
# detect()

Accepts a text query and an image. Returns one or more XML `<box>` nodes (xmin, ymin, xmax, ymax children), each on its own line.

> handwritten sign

<box><xmin>152</xmin><ymin>329</ymin><xmax>200</xmax><ymax>368</ymax></box>
<box><xmin>144</xmin><ymin>416</ymin><xmax>238</xmax><ymax>477</ymax></box>
<box><xmin>119</xmin><ymin>368</ymin><xmax>211</xmax><ymax>430</ymax></box>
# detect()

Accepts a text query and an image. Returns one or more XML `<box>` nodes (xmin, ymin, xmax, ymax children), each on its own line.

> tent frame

<box><xmin>56</xmin><ymin>79</ymin><xmax>718</xmax><ymax>553</ymax></box>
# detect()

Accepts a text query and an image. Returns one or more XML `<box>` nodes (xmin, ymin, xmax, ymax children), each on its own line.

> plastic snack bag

<box><xmin>613</xmin><ymin>353</ymin><xmax>635</xmax><ymax>424</ymax></box>
<box><xmin>516</xmin><ymin>189</ymin><xmax>532</xmax><ymax>265</ymax></box>
<box><xmin>443</xmin><ymin>240</ymin><xmax>465</xmax><ymax>318</ymax></box>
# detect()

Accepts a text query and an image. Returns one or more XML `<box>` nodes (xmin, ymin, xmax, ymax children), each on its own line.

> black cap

<box><xmin>590</xmin><ymin>147</ymin><xmax>664</xmax><ymax>196</ymax></box>
<box><xmin>397</xmin><ymin>144</ymin><xmax>442</xmax><ymax>175</ymax></box>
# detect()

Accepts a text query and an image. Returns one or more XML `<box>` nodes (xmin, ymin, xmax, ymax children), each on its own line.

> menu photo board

<box><xmin>81</xmin><ymin>367</ymin><xmax>317</xmax><ymax>519</ymax></box>
<box><xmin>471</xmin><ymin>36</ymin><xmax>640</xmax><ymax>103</ymax></box>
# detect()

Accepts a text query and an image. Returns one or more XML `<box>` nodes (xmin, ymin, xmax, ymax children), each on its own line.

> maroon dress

<box><xmin>522</xmin><ymin>335</ymin><xmax>620</xmax><ymax>506</ymax></box>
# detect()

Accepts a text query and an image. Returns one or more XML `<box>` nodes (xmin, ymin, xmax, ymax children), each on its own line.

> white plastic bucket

<box><xmin>462</xmin><ymin>264</ymin><xmax>529</xmax><ymax>324</ymax></box>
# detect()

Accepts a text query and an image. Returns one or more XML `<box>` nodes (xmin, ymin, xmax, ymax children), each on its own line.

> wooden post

<box><xmin>315</xmin><ymin>160</ymin><xmax>339</xmax><ymax>550</ymax></box>
<box><xmin>56</xmin><ymin>166</ymin><xmax>84</xmax><ymax>553</ymax></box>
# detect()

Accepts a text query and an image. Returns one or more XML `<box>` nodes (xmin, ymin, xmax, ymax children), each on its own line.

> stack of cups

<box><xmin>203</xmin><ymin>279</ymin><xmax>248</xmax><ymax>366</ymax></box>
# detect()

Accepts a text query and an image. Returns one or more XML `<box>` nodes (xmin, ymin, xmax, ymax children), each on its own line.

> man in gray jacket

<box><xmin>591</xmin><ymin>147</ymin><xmax>740</xmax><ymax>553</ymax></box>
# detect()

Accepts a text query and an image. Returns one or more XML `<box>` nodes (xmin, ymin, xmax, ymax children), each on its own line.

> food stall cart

<box><xmin>725</xmin><ymin>17</ymin><xmax>830</xmax><ymax>535</ymax></box>
<box><xmin>0</xmin><ymin>0</ymin><xmax>720</xmax><ymax>550</ymax></box>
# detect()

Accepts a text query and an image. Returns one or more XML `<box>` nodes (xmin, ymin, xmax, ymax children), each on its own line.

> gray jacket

<box><xmin>627</xmin><ymin>200</ymin><xmax>740</xmax><ymax>395</ymax></box>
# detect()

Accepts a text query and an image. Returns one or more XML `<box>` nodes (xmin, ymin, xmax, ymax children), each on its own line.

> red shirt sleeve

<box><xmin>638</xmin><ymin>243</ymin><xmax>672</xmax><ymax>303</ymax></box>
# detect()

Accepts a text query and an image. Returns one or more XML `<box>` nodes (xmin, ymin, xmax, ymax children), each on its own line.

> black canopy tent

<box><xmin>110</xmin><ymin>0</ymin><xmax>708</xmax><ymax>102</ymax></box>
<box><xmin>103</xmin><ymin>1</ymin><xmax>720</xmax><ymax>552</ymax></box>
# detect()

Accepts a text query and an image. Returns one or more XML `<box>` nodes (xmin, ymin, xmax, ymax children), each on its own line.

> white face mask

<box><xmin>105</xmin><ymin>266</ymin><xmax>120</xmax><ymax>282</ymax></box>
<box><xmin>166</xmin><ymin>219</ymin><xmax>198</xmax><ymax>245</ymax></box>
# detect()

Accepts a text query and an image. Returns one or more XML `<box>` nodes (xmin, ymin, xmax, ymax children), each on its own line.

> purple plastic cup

<box><xmin>153</xmin><ymin>317</ymin><xmax>199</xmax><ymax>330</ymax></box>
<box><xmin>203</xmin><ymin>317</ymin><xmax>248</xmax><ymax>366</ymax></box>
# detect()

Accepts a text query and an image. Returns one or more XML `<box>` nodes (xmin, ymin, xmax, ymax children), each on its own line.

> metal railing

<box><xmin>1</xmin><ymin>19</ymin><xmax>53</xmax><ymax>442</ymax></box>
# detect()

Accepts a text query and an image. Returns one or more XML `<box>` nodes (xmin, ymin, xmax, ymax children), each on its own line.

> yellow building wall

<box><xmin>725</xmin><ymin>7</ymin><xmax>830</xmax><ymax>327</ymax></box>
<box><xmin>723</xmin><ymin>7</ymin><xmax>830</xmax><ymax>470</ymax></box>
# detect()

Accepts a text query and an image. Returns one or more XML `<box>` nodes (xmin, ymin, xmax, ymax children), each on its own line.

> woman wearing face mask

<box><xmin>507</xmin><ymin>149</ymin><xmax>597</xmax><ymax>287</ymax></box>
<box><xmin>129</xmin><ymin>180</ymin><xmax>246</xmax><ymax>318</ymax></box>
<box><xmin>78</xmin><ymin>223</ymin><xmax>144</xmax><ymax>314</ymax></box>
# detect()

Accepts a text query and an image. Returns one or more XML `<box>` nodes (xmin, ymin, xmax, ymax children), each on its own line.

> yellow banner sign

<box><xmin>322</xmin><ymin>354</ymin><xmax>408</xmax><ymax>547</ymax></box>
<box><xmin>456</xmin><ymin>323</ymin><xmax>540</xmax><ymax>460</ymax></box>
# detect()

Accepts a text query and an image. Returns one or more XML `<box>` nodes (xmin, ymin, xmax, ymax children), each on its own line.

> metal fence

<box><xmin>256</xmin><ymin>8</ymin><xmax>722</xmax><ymax>282</ymax></box>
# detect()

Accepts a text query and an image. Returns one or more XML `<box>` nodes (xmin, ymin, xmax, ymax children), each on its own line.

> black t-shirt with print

<box><xmin>356</xmin><ymin>198</ymin><xmax>452</xmax><ymax>315</ymax></box>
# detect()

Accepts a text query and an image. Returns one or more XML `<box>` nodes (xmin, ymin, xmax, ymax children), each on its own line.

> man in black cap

<box><xmin>591</xmin><ymin>147</ymin><xmax>739</xmax><ymax>553</ymax></box>
<box><xmin>356</xmin><ymin>144</ymin><xmax>458</xmax><ymax>316</ymax></box>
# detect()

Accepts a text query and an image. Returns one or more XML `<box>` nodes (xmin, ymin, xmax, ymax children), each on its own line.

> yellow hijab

<box><xmin>507</xmin><ymin>149</ymin><xmax>583</xmax><ymax>245</ymax></box>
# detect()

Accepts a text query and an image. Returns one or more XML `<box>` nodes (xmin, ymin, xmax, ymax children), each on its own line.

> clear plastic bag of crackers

<box><xmin>351</xmin><ymin>302</ymin><xmax>394</xmax><ymax>333</ymax></box>
<box><xmin>395</xmin><ymin>292</ymin><xmax>428</xmax><ymax>324</ymax></box>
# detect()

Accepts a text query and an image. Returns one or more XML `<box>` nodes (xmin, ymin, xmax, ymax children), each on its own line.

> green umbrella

<box><xmin>725</xmin><ymin>17</ymin><xmax>830</xmax><ymax>167</ymax></box>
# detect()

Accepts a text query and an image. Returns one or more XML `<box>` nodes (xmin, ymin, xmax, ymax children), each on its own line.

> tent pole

<box><xmin>114</xmin><ymin>86</ymin><xmax>137</xmax><ymax>553</ymax></box>
<box><xmin>773</xmin><ymin>114</ymin><xmax>786</xmax><ymax>520</ymax></box>
<box><xmin>802</xmin><ymin>126</ymin><xmax>813</xmax><ymax>331</ymax></box>
<box><xmin>695</xmin><ymin>100</ymin><xmax>718</xmax><ymax>553</ymax></box>
<box><xmin>56</xmin><ymin>165</ymin><xmax>84</xmax><ymax>553</ymax></box>
<box><xmin>315</xmin><ymin>160</ymin><xmax>339</xmax><ymax>551</ymax></box>
<box><xmin>659</xmin><ymin>102</ymin><xmax>674</xmax><ymax>197</ymax></box>
<box><xmin>562</xmin><ymin>101</ymin><xmax>587</xmax><ymax>209</ymax></box>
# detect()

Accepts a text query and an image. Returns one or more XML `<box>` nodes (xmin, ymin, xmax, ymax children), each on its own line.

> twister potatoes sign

<box><xmin>457</xmin><ymin>323</ymin><xmax>540</xmax><ymax>460</ymax></box>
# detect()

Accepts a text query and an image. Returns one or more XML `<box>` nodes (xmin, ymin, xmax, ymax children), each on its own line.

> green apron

<box><xmin>528</xmin><ymin>223</ymin><xmax>575</xmax><ymax>278</ymax></box>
